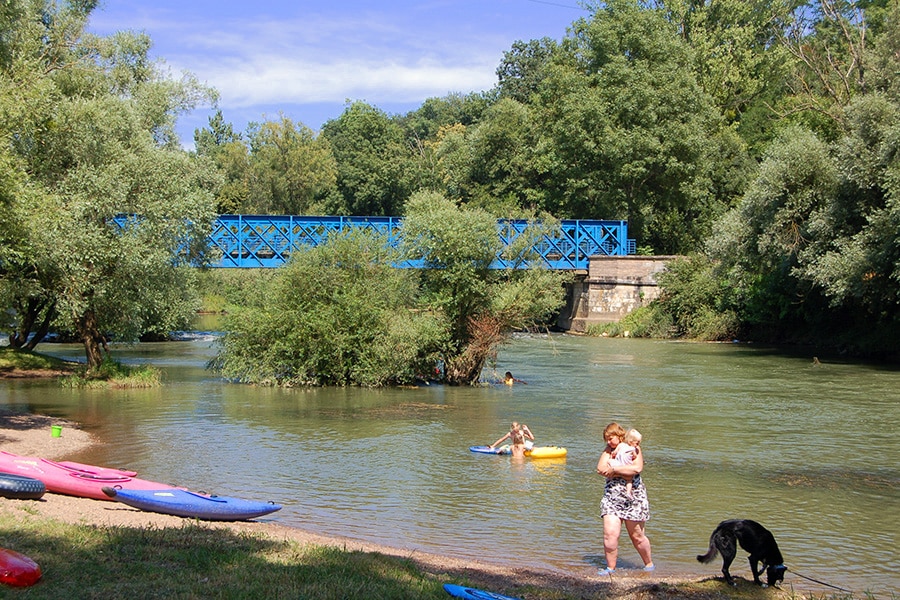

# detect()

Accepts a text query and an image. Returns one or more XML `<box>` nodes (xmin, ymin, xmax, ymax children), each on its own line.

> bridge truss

<box><xmin>206</xmin><ymin>215</ymin><xmax>635</xmax><ymax>270</ymax></box>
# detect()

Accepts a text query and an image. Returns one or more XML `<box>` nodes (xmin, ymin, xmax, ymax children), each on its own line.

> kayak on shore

<box><xmin>0</xmin><ymin>451</ymin><xmax>176</xmax><ymax>501</ymax></box>
<box><xmin>102</xmin><ymin>487</ymin><xmax>282</xmax><ymax>521</ymax></box>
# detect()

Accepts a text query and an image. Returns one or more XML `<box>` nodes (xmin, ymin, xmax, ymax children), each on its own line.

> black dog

<box><xmin>696</xmin><ymin>519</ymin><xmax>787</xmax><ymax>587</ymax></box>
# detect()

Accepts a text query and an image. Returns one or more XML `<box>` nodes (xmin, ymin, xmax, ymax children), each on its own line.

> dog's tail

<box><xmin>696</xmin><ymin>534</ymin><xmax>718</xmax><ymax>564</ymax></box>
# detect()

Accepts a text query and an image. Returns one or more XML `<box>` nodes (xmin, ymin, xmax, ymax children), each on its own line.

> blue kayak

<box><xmin>443</xmin><ymin>583</ymin><xmax>522</xmax><ymax>600</ymax></box>
<box><xmin>101</xmin><ymin>487</ymin><xmax>281</xmax><ymax>521</ymax></box>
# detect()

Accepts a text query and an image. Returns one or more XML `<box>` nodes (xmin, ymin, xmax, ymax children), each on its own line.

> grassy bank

<box><xmin>0</xmin><ymin>347</ymin><xmax>161</xmax><ymax>388</ymax></box>
<box><xmin>0</xmin><ymin>510</ymin><xmax>874</xmax><ymax>600</ymax></box>
<box><xmin>0</xmin><ymin>348</ymin><xmax>75</xmax><ymax>376</ymax></box>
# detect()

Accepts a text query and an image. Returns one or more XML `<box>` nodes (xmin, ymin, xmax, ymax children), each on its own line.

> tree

<box><xmin>193</xmin><ymin>110</ymin><xmax>249</xmax><ymax>214</ymax></box>
<box><xmin>245</xmin><ymin>115</ymin><xmax>337</xmax><ymax>215</ymax></box>
<box><xmin>779</xmin><ymin>0</ymin><xmax>875</xmax><ymax>134</ymax></box>
<box><xmin>402</xmin><ymin>191</ymin><xmax>570</xmax><ymax>385</ymax></box>
<box><xmin>534</xmin><ymin>0</ymin><xmax>725</xmax><ymax>253</ymax></box>
<box><xmin>707</xmin><ymin>126</ymin><xmax>840</xmax><ymax>329</ymax></box>
<box><xmin>496</xmin><ymin>37</ymin><xmax>560</xmax><ymax>104</ymax></box>
<box><xmin>213</xmin><ymin>230</ymin><xmax>446</xmax><ymax>386</ymax></box>
<box><xmin>0</xmin><ymin>1</ymin><xmax>217</xmax><ymax>369</ymax></box>
<box><xmin>798</xmin><ymin>94</ymin><xmax>900</xmax><ymax>323</ymax></box>
<box><xmin>428</xmin><ymin>98</ymin><xmax>549</xmax><ymax>213</ymax></box>
<box><xmin>320</xmin><ymin>101</ymin><xmax>415</xmax><ymax>216</ymax></box>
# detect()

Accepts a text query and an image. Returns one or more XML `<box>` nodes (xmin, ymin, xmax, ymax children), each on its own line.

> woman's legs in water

<box><xmin>602</xmin><ymin>514</ymin><xmax>622</xmax><ymax>569</ymax></box>
<box><xmin>624</xmin><ymin>520</ymin><xmax>653</xmax><ymax>568</ymax></box>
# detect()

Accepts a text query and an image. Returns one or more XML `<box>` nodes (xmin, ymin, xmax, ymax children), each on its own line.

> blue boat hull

<box><xmin>102</xmin><ymin>487</ymin><xmax>281</xmax><ymax>521</ymax></box>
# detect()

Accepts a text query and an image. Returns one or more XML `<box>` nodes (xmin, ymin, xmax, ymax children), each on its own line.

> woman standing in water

<box><xmin>595</xmin><ymin>422</ymin><xmax>654</xmax><ymax>576</ymax></box>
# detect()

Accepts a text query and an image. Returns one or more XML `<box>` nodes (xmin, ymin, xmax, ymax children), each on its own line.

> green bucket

<box><xmin>51</xmin><ymin>425</ymin><xmax>62</xmax><ymax>438</ymax></box>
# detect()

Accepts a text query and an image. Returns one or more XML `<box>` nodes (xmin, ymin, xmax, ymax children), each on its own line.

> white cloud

<box><xmin>184</xmin><ymin>55</ymin><xmax>497</xmax><ymax>107</ymax></box>
<box><xmin>136</xmin><ymin>12</ymin><xmax>505</xmax><ymax>106</ymax></box>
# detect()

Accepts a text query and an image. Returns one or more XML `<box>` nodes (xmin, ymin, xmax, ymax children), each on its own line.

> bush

<box><xmin>212</xmin><ymin>231</ymin><xmax>447</xmax><ymax>386</ymax></box>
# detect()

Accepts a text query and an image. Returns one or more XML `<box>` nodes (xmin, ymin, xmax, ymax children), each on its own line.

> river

<box><xmin>2</xmin><ymin>330</ymin><xmax>897</xmax><ymax>596</ymax></box>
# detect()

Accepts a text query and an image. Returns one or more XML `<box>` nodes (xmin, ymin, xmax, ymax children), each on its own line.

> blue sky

<box><xmin>88</xmin><ymin>0</ymin><xmax>590</xmax><ymax>146</ymax></box>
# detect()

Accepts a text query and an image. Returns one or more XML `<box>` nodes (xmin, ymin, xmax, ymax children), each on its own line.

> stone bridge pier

<box><xmin>556</xmin><ymin>256</ymin><xmax>677</xmax><ymax>332</ymax></box>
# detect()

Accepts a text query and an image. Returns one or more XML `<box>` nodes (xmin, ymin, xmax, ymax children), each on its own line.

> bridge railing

<box><xmin>205</xmin><ymin>215</ymin><xmax>635</xmax><ymax>270</ymax></box>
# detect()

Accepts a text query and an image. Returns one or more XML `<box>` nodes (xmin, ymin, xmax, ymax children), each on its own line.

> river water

<box><xmin>2</xmin><ymin>331</ymin><xmax>897</xmax><ymax>596</ymax></box>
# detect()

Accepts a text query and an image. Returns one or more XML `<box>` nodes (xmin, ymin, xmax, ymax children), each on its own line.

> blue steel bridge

<box><xmin>206</xmin><ymin>215</ymin><xmax>636</xmax><ymax>270</ymax></box>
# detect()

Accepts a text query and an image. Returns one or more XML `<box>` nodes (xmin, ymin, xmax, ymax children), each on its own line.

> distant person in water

<box><xmin>503</xmin><ymin>371</ymin><xmax>527</xmax><ymax>385</ymax></box>
<box><xmin>489</xmin><ymin>421</ymin><xmax>535</xmax><ymax>458</ymax></box>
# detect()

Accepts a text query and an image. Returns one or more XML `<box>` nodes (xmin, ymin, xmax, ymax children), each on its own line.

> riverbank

<box><xmin>0</xmin><ymin>412</ymin><xmax>813</xmax><ymax>599</ymax></box>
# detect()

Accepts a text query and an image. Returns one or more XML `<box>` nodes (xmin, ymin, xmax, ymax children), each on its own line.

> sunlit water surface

<box><xmin>3</xmin><ymin>330</ymin><xmax>897</xmax><ymax>595</ymax></box>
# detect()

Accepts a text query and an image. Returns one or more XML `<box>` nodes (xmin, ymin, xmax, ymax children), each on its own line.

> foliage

<box><xmin>586</xmin><ymin>304</ymin><xmax>676</xmax><ymax>339</ymax></box>
<box><xmin>320</xmin><ymin>101</ymin><xmax>416</xmax><ymax>216</ymax></box>
<box><xmin>0</xmin><ymin>1</ymin><xmax>218</xmax><ymax>370</ymax></box>
<box><xmin>246</xmin><ymin>115</ymin><xmax>337</xmax><ymax>214</ymax></box>
<box><xmin>402</xmin><ymin>191</ymin><xmax>570</xmax><ymax>384</ymax></box>
<box><xmin>429</xmin><ymin>98</ymin><xmax>549</xmax><ymax>212</ymax></box>
<box><xmin>213</xmin><ymin>230</ymin><xmax>446</xmax><ymax>386</ymax></box>
<box><xmin>533</xmin><ymin>0</ymin><xmax>729</xmax><ymax>253</ymax></box>
<box><xmin>662</xmin><ymin>89</ymin><xmax>900</xmax><ymax>352</ymax></box>
<box><xmin>496</xmin><ymin>37</ymin><xmax>560</xmax><ymax>104</ymax></box>
<box><xmin>664</xmin><ymin>0</ymin><xmax>793</xmax><ymax>126</ymax></box>
<box><xmin>798</xmin><ymin>94</ymin><xmax>900</xmax><ymax>319</ymax></box>
<box><xmin>194</xmin><ymin>112</ymin><xmax>336</xmax><ymax>215</ymax></box>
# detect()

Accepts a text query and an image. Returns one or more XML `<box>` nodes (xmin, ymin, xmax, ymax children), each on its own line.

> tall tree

<box><xmin>779</xmin><ymin>0</ymin><xmax>875</xmax><ymax>134</ymax></box>
<box><xmin>0</xmin><ymin>0</ymin><xmax>217</xmax><ymax>369</ymax></box>
<box><xmin>496</xmin><ymin>37</ymin><xmax>560</xmax><ymax>104</ymax></box>
<box><xmin>246</xmin><ymin>115</ymin><xmax>337</xmax><ymax>215</ymax></box>
<box><xmin>430</xmin><ymin>98</ymin><xmax>549</xmax><ymax>213</ymax></box>
<box><xmin>320</xmin><ymin>101</ymin><xmax>415</xmax><ymax>216</ymax></box>
<box><xmin>535</xmin><ymin>0</ymin><xmax>724</xmax><ymax>252</ymax></box>
<box><xmin>193</xmin><ymin>110</ymin><xmax>249</xmax><ymax>214</ymax></box>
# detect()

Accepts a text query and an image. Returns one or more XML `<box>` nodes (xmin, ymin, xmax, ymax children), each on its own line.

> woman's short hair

<box><xmin>603</xmin><ymin>422</ymin><xmax>626</xmax><ymax>441</ymax></box>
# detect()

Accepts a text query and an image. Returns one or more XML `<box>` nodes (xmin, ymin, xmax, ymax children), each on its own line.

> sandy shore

<box><xmin>0</xmin><ymin>411</ymin><xmax>777</xmax><ymax>598</ymax></box>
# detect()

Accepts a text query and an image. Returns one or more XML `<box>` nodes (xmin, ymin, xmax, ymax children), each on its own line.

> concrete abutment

<box><xmin>556</xmin><ymin>255</ymin><xmax>678</xmax><ymax>333</ymax></box>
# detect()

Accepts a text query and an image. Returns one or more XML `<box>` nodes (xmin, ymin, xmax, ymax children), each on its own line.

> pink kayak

<box><xmin>0</xmin><ymin>451</ymin><xmax>176</xmax><ymax>501</ymax></box>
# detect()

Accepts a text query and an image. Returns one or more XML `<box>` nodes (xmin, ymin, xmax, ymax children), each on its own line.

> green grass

<box><xmin>0</xmin><ymin>516</ymin><xmax>456</xmax><ymax>600</ymax></box>
<box><xmin>0</xmin><ymin>348</ymin><xmax>75</xmax><ymax>373</ymax></box>
<box><xmin>59</xmin><ymin>358</ymin><xmax>161</xmax><ymax>389</ymax></box>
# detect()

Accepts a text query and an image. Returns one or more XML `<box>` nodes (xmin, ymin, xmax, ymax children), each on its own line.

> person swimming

<box><xmin>503</xmin><ymin>371</ymin><xmax>526</xmax><ymax>385</ymax></box>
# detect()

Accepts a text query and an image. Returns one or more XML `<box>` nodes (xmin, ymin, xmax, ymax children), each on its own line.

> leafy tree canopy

<box><xmin>0</xmin><ymin>0</ymin><xmax>217</xmax><ymax>368</ymax></box>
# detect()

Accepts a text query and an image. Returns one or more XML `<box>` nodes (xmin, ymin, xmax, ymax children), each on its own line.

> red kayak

<box><xmin>0</xmin><ymin>451</ymin><xmax>176</xmax><ymax>501</ymax></box>
<box><xmin>0</xmin><ymin>548</ymin><xmax>41</xmax><ymax>587</ymax></box>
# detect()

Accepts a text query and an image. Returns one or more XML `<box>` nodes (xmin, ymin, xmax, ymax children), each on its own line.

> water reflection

<box><xmin>2</xmin><ymin>334</ymin><xmax>898</xmax><ymax>596</ymax></box>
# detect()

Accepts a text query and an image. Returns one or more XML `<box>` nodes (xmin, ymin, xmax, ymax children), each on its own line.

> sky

<box><xmin>87</xmin><ymin>0</ymin><xmax>591</xmax><ymax>147</ymax></box>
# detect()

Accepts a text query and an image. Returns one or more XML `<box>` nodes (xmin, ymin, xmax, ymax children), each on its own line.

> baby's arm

<box><xmin>611</xmin><ymin>441</ymin><xmax>626</xmax><ymax>459</ymax></box>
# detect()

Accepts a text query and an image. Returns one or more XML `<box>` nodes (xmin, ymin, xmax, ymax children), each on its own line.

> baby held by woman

<box><xmin>609</xmin><ymin>429</ymin><xmax>642</xmax><ymax>498</ymax></box>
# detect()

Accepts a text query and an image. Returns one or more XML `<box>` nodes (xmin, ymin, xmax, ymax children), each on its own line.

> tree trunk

<box><xmin>24</xmin><ymin>301</ymin><xmax>56</xmax><ymax>351</ymax></box>
<box><xmin>77</xmin><ymin>308</ymin><xmax>108</xmax><ymax>371</ymax></box>
<box><xmin>444</xmin><ymin>314</ymin><xmax>505</xmax><ymax>385</ymax></box>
